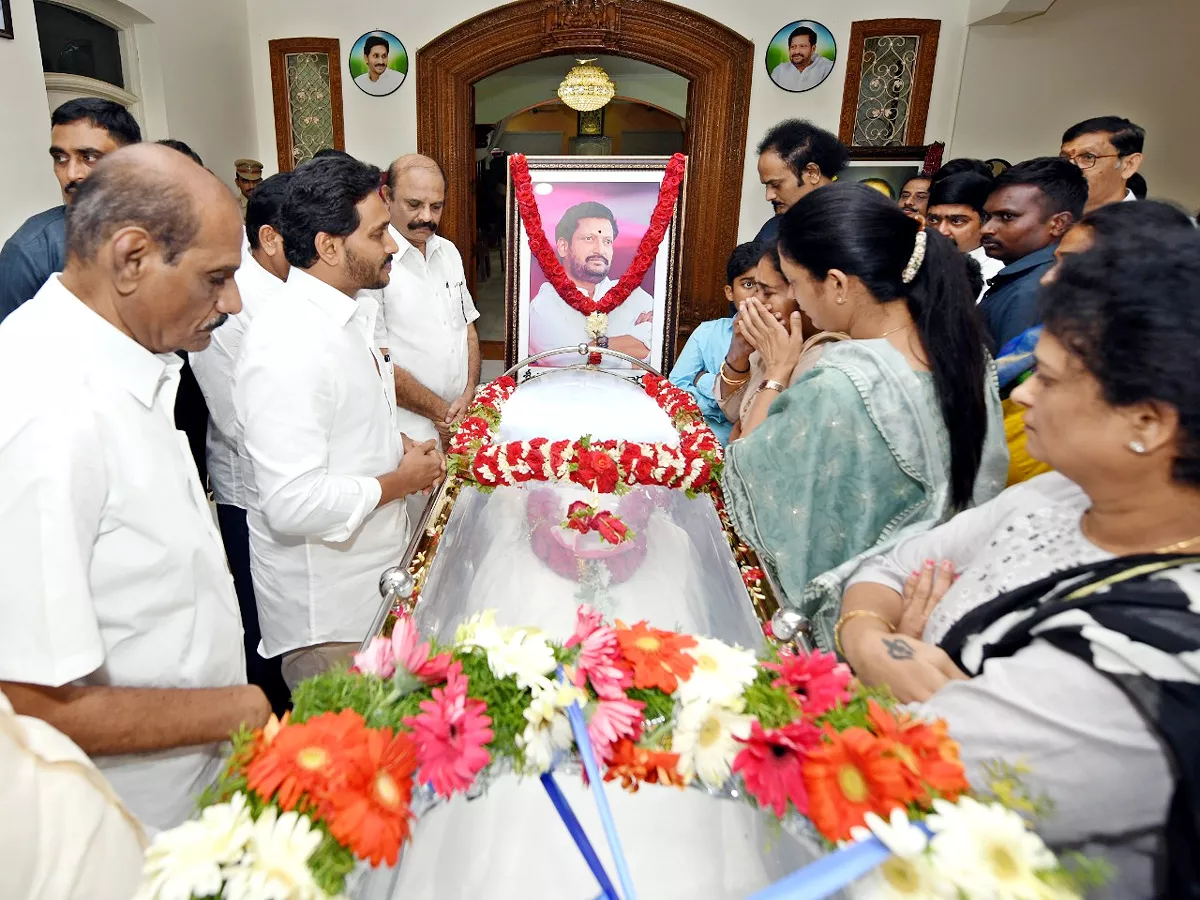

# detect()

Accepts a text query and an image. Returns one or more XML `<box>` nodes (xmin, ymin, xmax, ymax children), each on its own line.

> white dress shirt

<box><xmin>770</xmin><ymin>55</ymin><xmax>834</xmax><ymax>91</ymax></box>
<box><xmin>190</xmin><ymin>252</ymin><xmax>285</xmax><ymax>508</ymax></box>
<box><xmin>367</xmin><ymin>226</ymin><xmax>479</xmax><ymax>443</ymax></box>
<box><xmin>969</xmin><ymin>245</ymin><xmax>1006</xmax><ymax>304</ymax></box>
<box><xmin>354</xmin><ymin>68</ymin><xmax>404</xmax><ymax>96</ymax></box>
<box><xmin>0</xmin><ymin>276</ymin><xmax>246</xmax><ymax>832</ymax></box>
<box><xmin>528</xmin><ymin>277</ymin><xmax>653</xmax><ymax>367</ymax></box>
<box><xmin>235</xmin><ymin>267</ymin><xmax>407</xmax><ymax>658</ymax></box>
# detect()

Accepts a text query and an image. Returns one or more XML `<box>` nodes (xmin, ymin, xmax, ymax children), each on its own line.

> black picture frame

<box><xmin>1</xmin><ymin>0</ymin><xmax>15</xmax><ymax>40</ymax></box>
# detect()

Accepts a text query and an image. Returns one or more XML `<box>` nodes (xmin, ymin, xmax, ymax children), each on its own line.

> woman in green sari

<box><xmin>723</xmin><ymin>183</ymin><xmax>1009</xmax><ymax>650</ymax></box>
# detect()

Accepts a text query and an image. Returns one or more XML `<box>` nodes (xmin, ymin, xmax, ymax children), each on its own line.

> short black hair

<box><xmin>757</xmin><ymin>119</ymin><xmax>849</xmax><ymax>181</ymax></box>
<box><xmin>1080</xmin><ymin>198</ymin><xmax>1194</xmax><ymax>242</ymax></box>
<box><xmin>246</xmin><ymin>171</ymin><xmax>293</xmax><ymax>251</ymax></box>
<box><xmin>725</xmin><ymin>241</ymin><xmax>761</xmax><ymax>285</ymax></box>
<box><xmin>1062</xmin><ymin>116</ymin><xmax>1145</xmax><ymax>157</ymax></box>
<box><xmin>51</xmin><ymin>98</ymin><xmax>142</xmax><ymax>146</ymax></box>
<box><xmin>157</xmin><ymin>138</ymin><xmax>203</xmax><ymax>166</ymax></box>
<box><xmin>990</xmin><ymin>157</ymin><xmax>1088</xmax><ymax>221</ymax></box>
<box><xmin>929</xmin><ymin>172</ymin><xmax>994</xmax><ymax>216</ymax></box>
<box><xmin>1042</xmin><ymin>227</ymin><xmax>1200</xmax><ymax>485</ymax></box>
<box><xmin>313</xmin><ymin>148</ymin><xmax>355</xmax><ymax>161</ymax></box>
<box><xmin>555</xmin><ymin>201</ymin><xmax>618</xmax><ymax>243</ymax></box>
<box><xmin>930</xmin><ymin>158</ymin><xmax>993</xmax><ymax>185</ymax></box>
<box><xmin>66</xmin><ymin>154</ymin><xmax>198</xmax><ymax>264</ymax></box>
<box><xmin>280</xmin><ymin>156</ymin><xmax>383</xmax><ymax>268</ymax></box>
<box><xmin>788</xmin><ymin>26</ymin><xmax>817</xmax><ymax>46</ymax></box>
<box><xmin>1127</xmin><ymin>172</ymin><xmax>1148</xmax><ymax>200</ymax></box>
<box><xmin>364</xmin><ymin>35</ymin><xmax>389</xmax><ymax>56</ymax></box>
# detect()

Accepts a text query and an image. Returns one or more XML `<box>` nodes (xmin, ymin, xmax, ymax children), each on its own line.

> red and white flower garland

<box><xmin>447</xmin><ymin>373</ymin><xmax>723</xmax><ymax>495</ymax></box>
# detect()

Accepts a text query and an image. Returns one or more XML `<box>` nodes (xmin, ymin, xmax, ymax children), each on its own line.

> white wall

<box><xmin>0</xmin><ymin>0</ymin><xmax>258</xmax><ymax>242</ymax></box>
<box><xmin>950</xmin><ymin>0</ymin><xmax>1199</xmax><ymax>210</ymax></box>
<box><xmin>243</xmin><ymin>0</ymin><xmax>973</xmax><ymax>242</ymax></box>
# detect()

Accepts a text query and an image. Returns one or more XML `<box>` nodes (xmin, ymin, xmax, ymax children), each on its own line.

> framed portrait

<box><xmin>765</xmin><ymin>20</ymin><xmax>836</xmax><ymax>93</ymax></box>
<box><xmin>505</xmin><ymin>156</ymin><xmax>686</xmax><ymax>377</ymax></box>
<box><xmin>349</xmin><ymin>30</ymin><xmax>408</xmax><ymax>97</ymax></box>
<box><xmin>0</xmin><ymin>0</ymin><xmax>12</xmax><ymax>40</ymax></box>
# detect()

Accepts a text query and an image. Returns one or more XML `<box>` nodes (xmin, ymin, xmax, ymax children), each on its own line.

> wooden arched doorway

<box><xmin>416</xmin><ymin>0</ymin><xmax>754</xmax><ymax>352</ymax></box>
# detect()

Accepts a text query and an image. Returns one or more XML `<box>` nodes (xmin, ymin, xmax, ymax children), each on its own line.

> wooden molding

<box><xmin>268</xmin><ymin>37</ymin><xmax>346</xmax><ymax>173</ymax></box>
<box><xmin>838</xmin><ymin>19</ymin><xmax>941</xmax><ymax>148</ymax></box>
<box><xmin>416</xmin><ymin>0</ymin><xmax>754</xmax><ymax>354</ymax></box>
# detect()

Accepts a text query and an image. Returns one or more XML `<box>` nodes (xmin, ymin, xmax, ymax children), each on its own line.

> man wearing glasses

<box><xmin>1059</xmin><ymin>116</ymin><xmax>1145</xmax><ymax>214</ymax></box>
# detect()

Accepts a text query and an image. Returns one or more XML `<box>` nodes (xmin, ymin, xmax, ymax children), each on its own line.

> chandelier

<box><xmin>557</xmin><ymin>59</ymin><xmax>616</xmax><ymax>112</ymax></box>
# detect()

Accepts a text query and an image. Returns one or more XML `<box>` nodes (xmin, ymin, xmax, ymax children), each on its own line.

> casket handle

<box><xmin>502</xmin><ymin>344</ymin><xmax>662</xmax><ymax>381</ymax></box>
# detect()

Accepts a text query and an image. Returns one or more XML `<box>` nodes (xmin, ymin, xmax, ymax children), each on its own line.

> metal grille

<box><xmin>285</xmin><ymin>52</ymin><xmax>335</xmax><ymax>164</ymax></box>
<box><xmin>852</xmin><ymin>35</ymin><xmax>920</xmax><ymax>146</ymax></box>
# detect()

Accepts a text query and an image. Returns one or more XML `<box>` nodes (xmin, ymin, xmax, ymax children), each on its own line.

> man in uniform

<box><xmin>234</xmin><ymin>158</ymin><xmax>263</xmax><ymax>211</ymax></box>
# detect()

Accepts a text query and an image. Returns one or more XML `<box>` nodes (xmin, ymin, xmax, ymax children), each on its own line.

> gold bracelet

<box><xmin>834</xmin><ymin>609</ymin><xmax>895</xmax><ymax>658</ymax></box>
<box><xmin>718</xmin><ymin>363</ymin><xmax>750</xmax><ymax>388</ymax></box>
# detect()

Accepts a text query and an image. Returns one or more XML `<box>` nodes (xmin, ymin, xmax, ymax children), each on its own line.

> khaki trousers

<box><xmin>280</xmin><ymin>641</ymin><xmax>358</xmax><ymax>692</ymax></box>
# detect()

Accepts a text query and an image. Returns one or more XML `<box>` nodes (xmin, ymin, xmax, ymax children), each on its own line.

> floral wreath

<box><xmin>140</xmin><ymin>606</ymin><xmax>1106</xmax><ymax>899</ymax></box>
<box><xmin>528</xmin><ymin>487</ymin><xmax>654</xmax><ymax>585</ymax></box>
<box><xmin>447</xmin><ymin>373</ymin><xmax>722</xmax><ymax>496</ymax></box>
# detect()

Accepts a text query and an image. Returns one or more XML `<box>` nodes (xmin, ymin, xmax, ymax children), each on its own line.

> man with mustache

<box><xmin>753</xmin><ymin>119</ymin><xmax>848</xmax><ymax>244</ymax></box>
<box><xmin>898</xmin><ymin>174</ymin><xmax>932</xmax><ymax>220</ymax></box>
<box><xmin>353</xmin><ymin>34</ymin><xmax>404</xmax><ymax>97</ymax></box>
<box><xmin>0</xmin><ymin>98</ymin><xmax>141</xmax><ymax>322</ymax></box>
<box><xmin>769</xmin><ymin>25</ymin><xmax>834</xmax><ymax>93</ymax></box>
<box><xmin>978</xmin><ymin>157</ymin><xmax>1087</xmax><ymax>347</ymax></box>
<box><xmin>528</xmin><ymin>200</ymin><xmax>654</xmax><ymax>367</ymax></box>
<box><xmin>235</xmin><ymin>155</ymin><xmax>444</xmax><ymax>688</ymax></box>
<box><xmin>0</xmin><ymin>144</ymin><xmax>267</xmax><ymax>832</ymax></box>
<box><xmin>370</xmin><ymin>154</ymin><xmax>479</xmax><ymax>483</ymax></box>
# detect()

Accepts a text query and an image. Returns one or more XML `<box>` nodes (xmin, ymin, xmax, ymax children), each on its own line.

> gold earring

<box><xmin>836</xmin><ymin>295</ymin><xmax>846</xmax><ymax>305</ymax></box>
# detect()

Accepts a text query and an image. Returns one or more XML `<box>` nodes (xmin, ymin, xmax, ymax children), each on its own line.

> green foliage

<box><xmin>1045</xmin><ymin>851</ymin><xmax>1115</xmax><ymax>894</ymax></box>
<box><xmin>290</xmin><ymin>666</ymin><xmax>433</xmax><ymax>731</ymax></box>
<box><xmin>814</xmin><ymin>683</ymin><xmax>896</xmax><ymax>733</ymax></box>
<box><xmin>458</xmin><ymin>648</ymin><xmax>535</xmax><ymax>765</ymax></box>
<box><xmin>978</xmin><ymin>758</ymin><xmax>1057</xmax><ymax>822</ymax></box>
<box><xmin>742</xmin><ymin>666</ymin><xmax>801</xmax><ymax>730</ymax></box>
<box><xmin>308</xmin><ymin>828</ymin><xmax>357</xmax><ymax>896</ymax></box>
<box><xmin>197</xmin><ymin>725</ymin><xmax>256</xmax><ymax>810</ymax></box>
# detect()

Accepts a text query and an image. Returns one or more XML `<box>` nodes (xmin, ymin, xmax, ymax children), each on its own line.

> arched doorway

<box><xmin>416</xmin><ymin>0</ymin><xmax>753</xmax><ymax>357</ymax></box>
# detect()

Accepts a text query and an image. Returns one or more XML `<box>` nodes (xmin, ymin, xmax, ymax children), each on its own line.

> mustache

<box><xmin>202</xmin><ymin>314</ymin><xmax>228</xmax><ymax>332</ymax></box>
<box><xmin>587</xmin><ymin>254</ymin><xmax>609</xmax><ymax>263</ymax></box>
<box><xmin>64</xmin><ymin>180</ymin><xmax>84</xmax><ymax>196</ymax></box>
<box><xmin>408</xmin><ymin>221</ymin><xmax>437</xmax><ymax>232</ymax></box>
<box><xmin>381</xmin><ymin>254</ymin><xmax>394</xmax><ymax>268</ymax></box>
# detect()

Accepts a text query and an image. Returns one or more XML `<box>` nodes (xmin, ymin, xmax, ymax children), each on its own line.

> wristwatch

<box><xmin>756</xmin><ymin>379</ymin><xmax>787</xmax><ymax>395</ymax></box>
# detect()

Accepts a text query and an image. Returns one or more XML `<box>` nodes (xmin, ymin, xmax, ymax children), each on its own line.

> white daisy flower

<box><xmin>671</xmin><ymin>698</ymin><xmax>753</xmax><ymax>789</ymax></box>
<box><xmin>516</xmin><ymin>681</ymin><xmax>585</xmax><ymax>773</ymax></box>
<box><xmin>456</xmin><ymin>610</ymin><xmax>557</xmax><ymax>690</ymax></box>
<box><xmin>846</xmin><ymin>854</ymin><xmax>950</xmax><ymax>900</ymax></box>
<box><xmin>136</xmin><ymin>792</ymin><xmax>252</xmax><ymax>900</ymax></box>
<box><xmin>676</xmin><ymin>636</ymin><xmax>758</xmax><ymax>706</ymax></box>
<box><xmin>222</xmin><ymin>806</ymin><xmax>327</xmax><ymax>900</ymax></box>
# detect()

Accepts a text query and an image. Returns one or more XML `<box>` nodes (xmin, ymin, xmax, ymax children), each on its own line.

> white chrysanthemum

<box><xmin>136</xmin><ymin>792</ymin><xmax>253</xmax><ymax>900</ymax></box>
<box><xmin>457</xmin><ymin>611</ymin><xmax>557</xmax><ymax>690</ymax></box>
<box><xmin>676</xmin><ymin>637</ymin><xmax>758</xmax><ymax>706</ymax></box>
<box><xmin>221</xmin><ymin>806</ymin><xmax>327</xmax><ymax>900</ymax></box>
<box><xmin>927</xmin><ymin>797</ymin><xmax>1060</xmax><ymax>900</ymax></box>
<box><xmin>671</xmin><ymin>698</ymin><xmax>753</xmax><ymax>789</ymax></box>
<box><xmin>516</xmin><ymin>681</ymin><xmax>585</xmax><ymax>773</ymax></box>
<box><xmin>846</xmin><ymin>854</ymin><xmax>951</xmax><ymax>900</ymax></box>
<box><xmin>850</xmin><ymin>807</ymin><xmax>929</xmax><ymax>859</ymax></box>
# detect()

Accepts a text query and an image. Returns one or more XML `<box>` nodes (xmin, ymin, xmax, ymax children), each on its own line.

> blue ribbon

<box><xmin>539</xmin><ymin>770</ymin><xmax>620</xmax><ymax>900</ymax></box>
<box><xmin>744</xmin><ymin>834</ymin><xmax>893</xmax><ymax>900</ymax></box>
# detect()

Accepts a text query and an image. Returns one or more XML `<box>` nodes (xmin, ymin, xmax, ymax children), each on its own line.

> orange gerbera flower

<box><xmin>604</xmin><ymin>739</ymin><xmax>687</xmax><ymax>793</ymax></box>
<box><xmin>324</xmin><ymin>727</ymin><xmax>419</xmax><ymax>866</ymax></box>
<box><xmin>867</xmin><ymin>700</ymin><xmax>969</xmax><ymax>805</ymax></box>
<box><xmin>803</xmin><ymin>726</ymin><xmax>913</xmax><ymax>842</ymax></box>
<box><xmin>245</xmin><ymin>709</ymin><xmax>371</xmax><ymax>812</ymax></box>
<box><xmin>614</xmin><ymin>620</ymin><xmax>697</xmax><ymax>693</ymax></box>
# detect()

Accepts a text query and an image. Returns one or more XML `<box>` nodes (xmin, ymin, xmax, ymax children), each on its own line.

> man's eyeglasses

<box><xmin>1059</xmin><ymin>151</ymin><xmax>1121</xmax><ymax>170</ymax></box>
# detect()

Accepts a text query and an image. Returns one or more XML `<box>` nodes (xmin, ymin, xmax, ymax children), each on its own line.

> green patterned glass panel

<box><xmin>852</xmin><ymin>35</ymin><xmax>920</xmax><ymax>147</ymax></box>
<box><xmin>285</xmin><ymin>52</ymin><xmax>335</xmax><ymax>165</ymax></box>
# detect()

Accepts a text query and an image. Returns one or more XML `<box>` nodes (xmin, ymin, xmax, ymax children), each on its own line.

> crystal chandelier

<box><xmin>557</xmin><ymin>59</ymin><xmax>616</xmax><ymax>112</ymax></box>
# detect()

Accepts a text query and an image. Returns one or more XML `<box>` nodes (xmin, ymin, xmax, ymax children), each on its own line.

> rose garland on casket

<box><xmin>446</xmin><ymin>373</ymin><xmax>723</xmax><ymax>496</ymax></box>
<box><xmin>136</xmin><ymin>607</ymin><xmax>1108</xmax><ymax>900</ymax></box>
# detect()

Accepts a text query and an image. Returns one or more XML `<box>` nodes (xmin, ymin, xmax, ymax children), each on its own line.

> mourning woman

<box><xmin>839</xmin><ymin>225</ymin><xmax>1200</xmax><ymax>898</ymax></box>
<box><xmin>722</xmin><ymin>183</ymin><xmax>1008</xmax><ymax>648</ymax></box>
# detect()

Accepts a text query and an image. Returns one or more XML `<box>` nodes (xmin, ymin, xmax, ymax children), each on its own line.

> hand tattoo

<box><xmin>883</xmin><ymin>637</ymin><xmax>915</xmax><ymax>661</ymax></box>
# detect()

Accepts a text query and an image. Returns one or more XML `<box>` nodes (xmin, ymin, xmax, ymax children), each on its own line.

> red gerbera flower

<box><xmin>803</xmin><ymin>725</ymin><xmax>914</xmax><ymax>842</ymax></box>
<box><xmin>404</xmin><ymin>661</ymin><xmax>494</xmax><ymax>799</ymax></box>
<box><xmin>604</xmin><ymin>739</ymin><xmax>686</xmax><ymax>793</ymax></box>
<box><xmin>324</xmin><ymin>727</ymin><xmax>418</xmax><ymax>866</ymax></box>
<box><xmin>867</xmin><ymin>701</ymin><xmax>969</xmax><ymax>805</ymax></box>
<box><xmin>764</xmin><ymin>650</ymin><xmax>853</xmax><ymax>717</ymax></box>
<box><xmin>614</xmin><ymin>620</ymin><xmax>697</xmax><ymax>693</ymax></box>
<box><xmin>245</xmin><ymin>709</ymin><xmax>371</xmax><ymax>812</ymax></box>
<box><xmin>732</xmin><ymin>720</ymin><xmax>821</xmax><ymax>818</ymax></box>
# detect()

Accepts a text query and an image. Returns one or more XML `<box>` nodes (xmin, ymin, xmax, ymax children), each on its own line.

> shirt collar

<box><xmin>286</xmin><ymin>267</ymin><xmax>359</xmax><ymax>326</ymax></box>
<box><xmin>238</xmin><ymin>252</ymin><xmax>285</xmax><ymax>295</ymax></box>
<box><xmin>45</xmin><ymin>275</ymin><xmax>181</xmax><ymax>409</ymax></box>
<box><xmin>995</xmin><ymin>243</ymin><xmax>1058</xmax><ymax>279</ymax></box>
<box><xmin>389</xmin><ymin>224</ymin><xmax>444</xmax><ymax>263</ymax></box>
<box><xmin>1123</xmin><ymin>188</ymin><xmax>1137</xmax><ymax>202</ymax></box>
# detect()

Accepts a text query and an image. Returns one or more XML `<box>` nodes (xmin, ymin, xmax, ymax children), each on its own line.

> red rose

<box><xmin>515</xmin><ymin>184</ymin><xmax>535</xmax><ymax>205</ymax></box>
<box><xmin>594</xmin><ymin>511</ymin><xmax>629</xmax><ymax>545</ymax></box>
<box><xmin>618</xmin><ymin>444</ymin><xmax>642</xmax><ymax>473</ymax></box>
<box><xmin>573</xmin><ymin>450</ymin><xmax>619</xmax><ymax>493</ymax></box>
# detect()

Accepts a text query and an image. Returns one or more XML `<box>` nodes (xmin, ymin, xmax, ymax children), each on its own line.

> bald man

<box><xmin>369</xmin><ymin>154</ymin><xmax>480</xmax><ymax>513</ymax></box>
<box><xmin>0</xmin><ymin>144</ymin><xmax>269</xmax><ymax>832</ymax></box>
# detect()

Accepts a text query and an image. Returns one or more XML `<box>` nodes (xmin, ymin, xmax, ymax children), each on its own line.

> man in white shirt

<box><xmin>191</xmin><ymin>171</ymin><xmax>292</xmax><ymax>714</ymax></box>
<box><xmin>354</xmin><ymin>34</ymin><xmax>405</xmax><ymax>96</ymax></box>
<box><xmin>373</xmin><ymin>154</ymin><xmax>481</xmax><ymax>449</ymax></box>
<box><xmin>235</xmin><ymin>155</ymin><xmax>445</xmax><ymax>689</ymax></box>
<box><xmin>0</xmin><ymin>144</ymin><xmax>269</xmax><ymax>832</ymax></box>
<box><xmin>770</xmin><ymin>26</ymin><xmax>834</xmax><ymax>92</ymax></box>
<box><xmin>528</xmin><ymin>200</ymin><xmax>653</xmax><ymax>367</ymax></box>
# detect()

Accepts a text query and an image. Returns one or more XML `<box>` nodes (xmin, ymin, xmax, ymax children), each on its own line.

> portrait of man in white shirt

<box><xmin>353</xmin><ymin>33</ymin><xmax>406</xmax><ymax>97</ymax></box>
<box><xmin>528</xmin><ymin>200</ymin><xmax>654</xmax><ymax>367</ymax></box>
<box><xmin>769</xmin><ymin>24</ymin><xmax>835</xmax><ymax>93</ymax></box>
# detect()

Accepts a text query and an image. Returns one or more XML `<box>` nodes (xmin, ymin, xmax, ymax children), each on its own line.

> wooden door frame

<box><xmin>416</xmin><ymin>0</ymin><xmax>754</xmax><ymax>361</ymax></box>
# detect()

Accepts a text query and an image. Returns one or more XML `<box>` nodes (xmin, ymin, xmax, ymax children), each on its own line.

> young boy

<box><xmin>667</xmin><ymin>242</ymin><xmax>761</xmax><ymax>444</ymax></box>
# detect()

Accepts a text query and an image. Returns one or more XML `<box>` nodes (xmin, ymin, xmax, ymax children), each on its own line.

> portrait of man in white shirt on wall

<box><xmin>353</xmin><ymin>33</ymin><xmax>406</xmax><ymax>97</ymax></box>
<box><xmin>769</xmin><ymin>25</ymin><xmax>835</xmax><ymax>93</ymax></box>
<box><xmin>528</xmin><ymin>200</ymin><xmax>654</xmax><ymax>367</ymax></box>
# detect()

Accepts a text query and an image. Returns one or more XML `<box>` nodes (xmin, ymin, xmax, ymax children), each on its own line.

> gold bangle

<box><xmin>834</xmin><ymin>609</ymin><xmax>895</xmax><ymax>658</ymax></box>
<box><xmin>718</xmin><ymin>363</ymin><xmax>749</xmax><ymax>388</ymax></box>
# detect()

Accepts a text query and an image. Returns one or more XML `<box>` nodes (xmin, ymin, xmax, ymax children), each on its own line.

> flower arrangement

<box><xmin>136</xmin><ymin>607</ymin><xmax>1104</xmax><ymax>899</ymax></box>
<box><xmin>447</xmin><ymin>373</ymin><xmax>723</xmax><ymax>496</ymax></box>
<box><xmin>529</xmin><ymin>488</ymin><xmax>652</xmax><ymax>584</ymax></box>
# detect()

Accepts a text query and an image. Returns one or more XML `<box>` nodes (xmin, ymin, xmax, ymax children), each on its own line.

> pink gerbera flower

<box><xmin>564</xmin><ymin>604</ymin><xmax>606</xmax><ymax>647</ymax></box>
<box><xmin>732</xmin><ymin>720</ymin><xmax>821</xmax><ymax>818</ymax></box>
<box><xmin>403</xmin><ymin>662</ymin><xmax>493</xmax><ymax>799</ymax></box>
<box><xmin>587</xmin><ymin>696</ymin><xmax>645</xmax><ymax>764</ymax></box>
<box><xmin>764</xmin><ymin>649</ymin><xmax>853</xmax><ymax>717</ymax></box>
<box><xmin>351</xmin><ymin>636</ymin><xmax>396</xmax><ymax>679</ymax></box>
<box><xmin>392</xmin><ymin>616</ymin><xmax>453</xmax><ymax>688</ymax></box>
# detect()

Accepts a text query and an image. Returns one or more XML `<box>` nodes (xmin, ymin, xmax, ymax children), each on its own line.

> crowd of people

<box><xmin>0</xmin><ymin>95</ymin><xmax>1197</xmax><ymax>899</ymax></box>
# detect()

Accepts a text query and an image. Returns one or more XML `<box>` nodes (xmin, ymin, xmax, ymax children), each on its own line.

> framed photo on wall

<box><xmin>0</xmin><ymin>0</ymin><xmax>13</xmax><ymax>40</ymax></box>
<box><xmin>505</xmin><ymin>156</ymin><xmax>686</xmax><ymax>376</ymax></box>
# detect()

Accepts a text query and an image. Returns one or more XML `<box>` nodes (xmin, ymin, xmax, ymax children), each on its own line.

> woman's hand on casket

<box><xmin>845</xmin><ymin>629</ymin><xmax>968</xmax><ymax>704</ymax></box>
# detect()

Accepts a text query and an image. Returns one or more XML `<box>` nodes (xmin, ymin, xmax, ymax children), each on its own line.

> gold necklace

<box><xmin>875</xmin><ymin>321</ymin><xmax>913</xmax><ymax>339</ymax></box>
<box><xmin>1154</xmin><ymin>533</ymin><xmax>1200</xmax><ymax>554</ymax></box>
